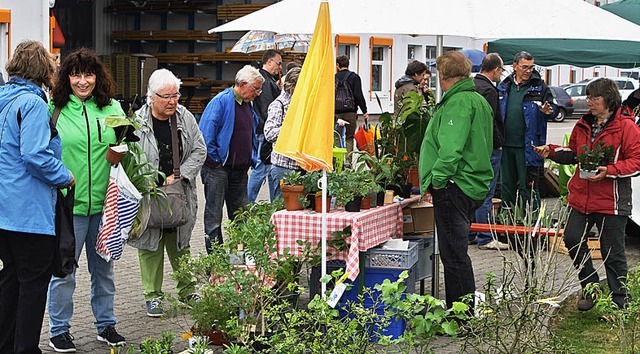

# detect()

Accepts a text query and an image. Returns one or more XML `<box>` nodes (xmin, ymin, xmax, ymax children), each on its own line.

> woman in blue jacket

<box><xmin>0</xmin><ymin>40</ymin><xmax>74</xmax><ymax>354</ymax></box>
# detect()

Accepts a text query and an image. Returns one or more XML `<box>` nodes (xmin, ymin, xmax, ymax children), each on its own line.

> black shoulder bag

<box><xmin>51</xmin><ymin>106</ymin><xmax>77</xmax><ymax>278</ymax></box>
<box><xmin>147</xmin><ymin>114</ymin><xmax>188</xmax><ymax>229</ymax></box>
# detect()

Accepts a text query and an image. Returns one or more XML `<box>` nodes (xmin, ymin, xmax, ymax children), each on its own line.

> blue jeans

<box><xmin>247</xmin><ymin>134</ymin><xmax>275</xmax><ymax>203</ymax></box>
<box><xmin>431</xmin><ymin>182</ymin><xmax>483</xmax><ymax>309</ymax></box>
<box><xmin>201</xmin><ymin>164</ymin><xmax>248</xmax><ymax>253</ymax></box>
<box><xmin>269</xmin><ymin>165</ymin><xmax>300</xmax><ymax>201</ymax></box>
<box><xmin>471</xmin><ymin>149</ymin><xmax>502</xmax><ymax>246</ymax></box>
<box><xmin>48</xmin><ymin>213</ymin><xmax>116</xmax><ymax>337</ymax></box>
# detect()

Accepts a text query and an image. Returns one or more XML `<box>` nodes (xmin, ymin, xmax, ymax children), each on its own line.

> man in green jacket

<box><xmin>419</xmin><ymin>51</ymin><xmax>494</xmax><ymax>310</ymax></box>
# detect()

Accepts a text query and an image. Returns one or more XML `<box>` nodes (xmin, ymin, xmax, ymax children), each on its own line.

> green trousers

<box><xmin>137</xmin><ymin>230</ymin><xmax>195</xmax><ymax>301</ymax></box>
<box><xmin>500</xmin><ymin>146</ymin><xmax>540</xmax><ymax>211</ymax></box>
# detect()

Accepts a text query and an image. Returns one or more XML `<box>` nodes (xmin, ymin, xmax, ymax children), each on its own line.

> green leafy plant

<box><xmin>577</xmin><ymin>141</ymin><xmax>615</xmax><ymax>172</ymax></box>
<box><xmin>248</xmin><ymin>270</ymin><xmax>469</xmax><ymax>354</ymax></box>
<box><xmin>138</xmin><ymin>330</ymin><xmax>175</xmax><ymax>354</ymax></box>
<box><xmin>588</xmin><ymin>263</ymin><xmax>640</xmax><ymax>354</ymax></box>
<box><xmin>172</xmin><ymin>200</ymin><xmax>320</xmax><ymax>344</ymax></box>
<box><xmin>374</xmin><ymin>91</ymin><xmax>433</xmax><ymax>186</ymax></box>
<box><xmin>301</xmin><ymin>170</ymin><xmax>322</xmax><ymax>195</ymax></box>
<box><xmin>282</xmin><ymin>170</ymin><xmax>304</xmax><ymax>186</ymax></box>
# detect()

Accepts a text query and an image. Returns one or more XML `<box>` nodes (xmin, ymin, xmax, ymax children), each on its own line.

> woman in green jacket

<box><xmin>47</xmin><ymin>48</ymin><xmax>127</xmax><ymax>352</ymax></box>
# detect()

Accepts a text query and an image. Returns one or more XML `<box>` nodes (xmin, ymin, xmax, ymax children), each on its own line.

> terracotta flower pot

<box><xmin>314</xmin><ymin>195</ymin><xmax>331</xmax><ymax>213</ymax></box>
<box><xmin>106</xmin><ymin>144</ymin><xmax>127</xmax><ymax>165</ymax></box>
<box><xmin>360</xmin><ymin>196</ymin><xmax>371</xmax><ymax>210</ymax></box>
<box><xmin>281</xmin><ymin>184</ymin><xmax>305</xmax><ymax>211</ymax></box>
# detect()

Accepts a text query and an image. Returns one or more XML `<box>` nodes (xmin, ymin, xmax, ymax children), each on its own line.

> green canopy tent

<box><xmin>488</xmin><ymin>0</ymin><xmax>640</xmax><ymax>68</ymax></box>
<box><xmin>487</xmin><ymin>38</ymin><xmax>640</xmax><ymax>68</ymax></box>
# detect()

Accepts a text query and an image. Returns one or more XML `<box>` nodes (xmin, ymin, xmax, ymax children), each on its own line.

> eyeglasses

<box><xmin>250</xmin><ymin>85</ymin><xmax>263</xmax><ymax>95</ymax></box>
<box><xmin>271</xmin><ymin>59</ymin><xmax>282</xmax><ymax>66</ymax></box>
<box><xmin>497</xmin><ymin>67</ymin><xmax>505</xmax><ymax>72</ymax></box>
<box><xmin>518</xmin><ymin>65</ymin><xmax>535</xmax><ymax>72</ymax></box>
<box><xmin>155</xmin><ymin>93</ymin><xmax>181</xmax><ymax>101</ymax></box>
<box><xmin>586</xmin><ymin>96</ymin><xmax>602</xmax><ymax>103</ymax></box>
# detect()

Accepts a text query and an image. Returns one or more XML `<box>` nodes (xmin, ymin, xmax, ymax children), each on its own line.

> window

<box><xmin>0</xmin><ymin>9</ymin><xmax>9</xmax><ymax>82</ymax></box>
<box><xmin>335</xmin><ymin>35</ymin><xmax>360</xmax><ymax>72</ymax></box>
<box><xmin>570</xmin><ymin>70</ymin><xmax>577</xmax><ymax>84</ymax></box>
<box><xmin>369</xmin><ymin>37</ymin><xmax>393</xmax><ymax>98</ymax></box>
<box><xmin>407</xmin><ymin>45</ymin><xmax>422</xmax><ymax>62</ymax></box>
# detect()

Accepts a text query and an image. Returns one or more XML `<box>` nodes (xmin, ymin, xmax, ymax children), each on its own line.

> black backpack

<box><xmin>335</xmin><ymin>72</ymin><xmax>356</xmax><ymax>113</ymax></box>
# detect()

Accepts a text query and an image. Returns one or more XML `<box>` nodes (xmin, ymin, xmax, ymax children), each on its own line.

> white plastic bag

<box><xmin>96</xmin><ymin>164</ymin><xmax>143</xmax><ymax>261</ymax></box>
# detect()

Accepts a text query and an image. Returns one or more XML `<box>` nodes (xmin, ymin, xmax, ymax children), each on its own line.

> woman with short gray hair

<box><xmin>128</xmin><ymin>68</ymin><xmax>206</xmax><ymax>318</ymax></box>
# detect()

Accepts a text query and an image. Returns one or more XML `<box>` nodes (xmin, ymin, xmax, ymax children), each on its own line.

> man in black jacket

<box><xmin>248</xmin><ymin>49</ymin><xmax>282</xmax><ymax>203</ymax></box>
<box><xmin>334</xmin><ymin>55</ymin><xmax>368</xmax><ymax>167</ymax></box>
<box><xmin>469</xmin><ymin>53</ymin><xmax>509</xmax><ymax>250</ymax></box>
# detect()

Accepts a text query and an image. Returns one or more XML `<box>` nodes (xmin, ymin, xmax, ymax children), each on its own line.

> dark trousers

<box><xmin>201</xmin><ymin>164</ymin><xmax>249</xmax><ymax>253</ymax></box>
<box><xmin>564</xmin><ymin>208</ymin><xmax>629</xmax><ymax>307</ymax></box>
<box><xmin>0</xmin><ymin>230</ymin><xmax>55</xmax><ymax>354</ymax></box>
<box><xmin>500</xmin><ymin>147</ymin><xmax>542</xmax><ymax>210</ymax></box>
<box><xmin>431</xmin><ymin>183</ymin><xmax>483</xmax><ymax>309</ymax></box>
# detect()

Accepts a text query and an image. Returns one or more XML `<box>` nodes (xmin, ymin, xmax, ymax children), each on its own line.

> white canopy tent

<box><xmin>210</xmin><ymin>0</ymin><xmax>640</xmax><ymax>41</ymax></box>
<box><xmin>210</xmin><ymin>0</ymin><xmax>640</xmax><ymax>298</ymax></box>
<box><xmin>210</xmin><ymin>0</ymin><xmax>640</xmax><ymax>100</ymax></box>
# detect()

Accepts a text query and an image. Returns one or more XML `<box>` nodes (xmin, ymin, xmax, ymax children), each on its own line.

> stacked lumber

<box><xmin>182</xmin><ymin>97</ymin><xmax>212</xmax><ymax>115</ymax></box>
<box><xmin>217</xmin><ymin>4</ymin><xmax>271</xmax><ymax>21</ymax></box>
<box><xmin>201</xmin><ymin>52</ymin><xmax>262</xmax><ymax>62</ymax></box>
<box><xmin>112</xmin><ymin>30</ymin><xmax>218</xmax><ymax>42</ymax></box>
<box><xmin>106</xmin><ymin>1</ymin><xmax>216</xmax><ymax>13</ymax></box>
<box><xmin>200</xmin><ymin>51</ymin><xmax>306</xmax><ymax>63</ymax></box>
<box><xmin>152</xmin><ymin>53</ymin><xmax>201</xmax><ymax>64</ymax></box>
<box><xmin>180</xmin><ymin>77</ymin><xmax>215</xmax><ymax>87</ymax></box>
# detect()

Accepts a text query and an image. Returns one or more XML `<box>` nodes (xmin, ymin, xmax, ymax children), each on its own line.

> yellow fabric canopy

<box><xmin>273</xmin><ymin>1</ymin><xmax>334</xmax><ymax>172</ymax></box>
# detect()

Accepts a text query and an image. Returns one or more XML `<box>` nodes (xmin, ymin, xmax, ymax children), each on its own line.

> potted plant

<box><xmin>104</xmin><ymin>100</ymin><xmax>142</xmax><ymax>165</ymax></box>
<box><xmin>374</xmin><ymin>91</ymin><xmax>433</xmax><ymax>196</ymax></box>
<box><xmin>577</xmin><ymin>142</ymin><xmax>614</xmax><ymax>179</ymax></box>
<box><xmin>281</xmin><ymin>171</ymin><xmax>305</xmax><ymax>211</ymax></box>
<box><xmin>172</xmin><ymin>201</ymin><xmax>318</xmax><ymax>349</ymax></box>
<box><xmin>302</xmin><ymin>170</ymin><xmax>324</xmax><ymax>211</ymax></box>
<box><xmin>357</xmin><ymin>152</ymin><xmax>400</xmax><ymax>205</ymax></box>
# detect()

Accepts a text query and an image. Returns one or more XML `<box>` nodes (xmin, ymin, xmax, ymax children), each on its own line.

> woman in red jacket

<box><xmin>536</xmin><ymin>78</ymin><xmax>640</xmax><ymax>311</ymax></box>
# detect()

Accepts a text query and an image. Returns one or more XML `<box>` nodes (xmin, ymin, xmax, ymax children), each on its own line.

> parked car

<box><xmin>565</xmin><ymin>77</ymin><xmax>640</xmax><ymax>116</ymax></box>
<box><xmin>548</xmin><ymin>86</ymin><xmax>574</xmax><ymax>122</ymax></box>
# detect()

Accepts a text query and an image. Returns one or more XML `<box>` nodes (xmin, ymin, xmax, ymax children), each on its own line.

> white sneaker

<box><xmin>478</xmin><ymin>240</ymin><xmax>509</xmax><ymax>250</ymax></box>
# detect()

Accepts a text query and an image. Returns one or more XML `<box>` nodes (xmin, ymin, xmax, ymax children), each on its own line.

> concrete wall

<box><xmin>0</xmin><ymin>0</ymin><xmax>50</xmax><ymax>79</ymax></box>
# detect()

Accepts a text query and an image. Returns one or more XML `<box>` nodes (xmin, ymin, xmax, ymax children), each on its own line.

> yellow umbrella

<box><xmin>274</xmin><ymin>1</ymin><xmax>334</xmax><ymax>297</ymax></box>
<box><xmin>273</xmin><ymin>0</ymin><xmax>334</xmax><ymax>172</ymax></box>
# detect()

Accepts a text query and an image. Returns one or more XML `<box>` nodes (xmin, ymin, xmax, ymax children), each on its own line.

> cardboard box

<box><xmin>410</xmin><ymin>202</ymin><xmax>434</xmax><ymax>233</ymax></box>
<box><xmin>402</xmin><ymin>208</ymin><xmax>414</xmax><ymax>233</ymax></box>
<box><xmin>549</xmin><ymin>235</ymin><xmax>602</xmax><ymax>259</ymax></box>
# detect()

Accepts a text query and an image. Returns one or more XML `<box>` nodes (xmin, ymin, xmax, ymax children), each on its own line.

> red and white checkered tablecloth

<box><xmin>271</xmin><ymin>196</ymin><xmax>421</xmax><ymax>281</ymax></box>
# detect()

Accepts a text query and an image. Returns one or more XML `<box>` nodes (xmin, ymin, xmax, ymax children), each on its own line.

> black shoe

<box><xmin>97</xmin><ymin>325</ymin><xmax>126</xmax><ymax>346</ymax></box>
<box><xmin>49</xmin><ymin>332</ymin><xmax>76</xmax><ymax>353</ymax></box>
<box><xmin>578</xmin><ymin>295</ymin><xmax>595</xmax><ymax>311</ymax></box>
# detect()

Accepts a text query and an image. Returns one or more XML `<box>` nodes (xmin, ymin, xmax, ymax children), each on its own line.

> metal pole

<box><xmin>320</xmin><ymin>169</ymin><xmax>328</xmax><ymax>298</ymax></box>
<box><xmin>435</xmin><ymin>35</ymin><xmax>444</xmax><ymax>103</ymax></box>
<box><xmin>431</xmin><ymin>223</ymin><xmax>440</xmax><ymax>298</ymax></box>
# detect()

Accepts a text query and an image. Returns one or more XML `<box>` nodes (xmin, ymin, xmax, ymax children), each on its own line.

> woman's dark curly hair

<box><xmin>52</xmin><ymin>48</ymin><xmax>115</xmax><ymax>109</ymax></box>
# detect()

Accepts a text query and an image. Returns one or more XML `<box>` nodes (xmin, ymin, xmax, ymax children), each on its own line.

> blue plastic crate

<box><xmin>339</xmin><ymin>264</ymin><xmax>417</xmax><ymax>305</ymax></box>
<box><xmin>338</xmin><ymin>301</ymin><xmax>406</xmax><ymax>340</ymax></box>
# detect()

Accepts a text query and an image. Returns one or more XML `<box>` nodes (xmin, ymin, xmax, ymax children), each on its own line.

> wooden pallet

<box><xmin>112</xmin><ymin>30</ymin><xmax>218</xmax><ymax>42</ymax></box>
<box><xmin>217</xmin><ymin>4</ymin><xmax>271</xmax><ymax>21</ymax></box>
<box><xmin>548</xmin><ymin>235</ymin><xmax>602</xmax><ymax>259</ymax></box>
